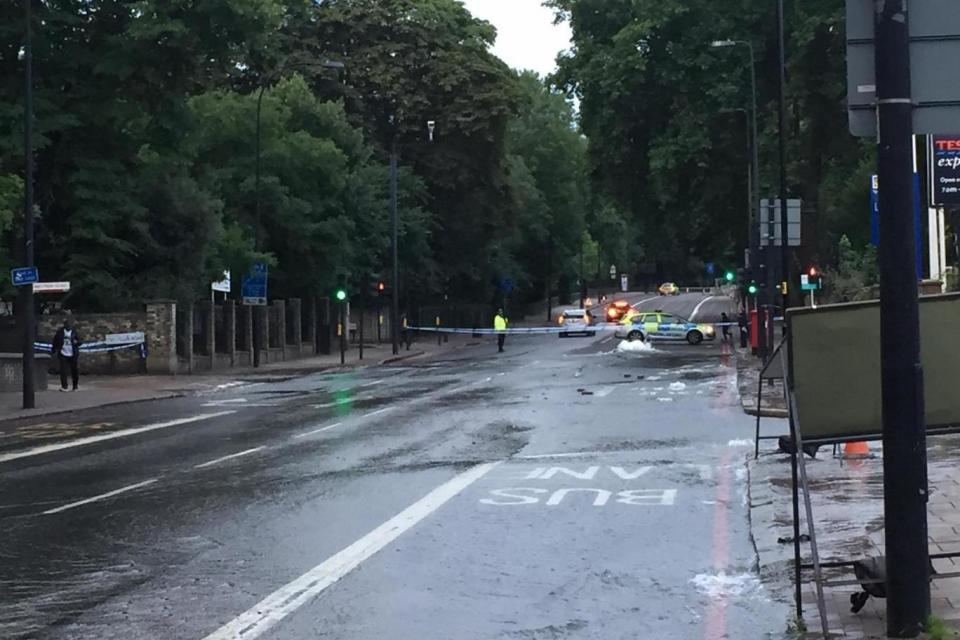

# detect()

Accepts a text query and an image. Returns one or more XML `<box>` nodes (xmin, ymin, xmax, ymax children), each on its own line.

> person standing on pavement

<box><xmin>720</xmin><ymin>312</ymin><xmax>732</xmax><ymax>343</ymax></box>
<box><xmin>494</xmin><ymin>308</ymin><xmax>508</xmax><ymax>353</ymax></box>
<box><xmin>52</xmin><ymin>318</ymin><xmax>83</xmax><ymax>391</ymax></box>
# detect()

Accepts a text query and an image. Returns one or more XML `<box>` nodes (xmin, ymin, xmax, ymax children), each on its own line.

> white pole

<box><xmin>929</xmin><ymin>207</ymin><xmax>941</xmax><ymax>280</ymax></box>
<box><xmin>939</xmin><ymin>207</ymin><xmax>948</xmax><ymax>291</ymax></box>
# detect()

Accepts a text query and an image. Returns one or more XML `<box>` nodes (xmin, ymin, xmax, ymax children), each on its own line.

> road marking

<box><xmin>293</xmin><ymin>422</ymin><xmax>343</xmax><ymax>439</ymax></box>
<box><xmin>42</xmin><ymin>478</ymin><xmax>160</xmax><ymax>515</ymax></box>
<box><xmin>0</xmin><ymin>412</ymin><xmax>236</xmax><ymax>465</ymax></box>
<box><xmin>516</xmin><ymin>451</ymin><xmax>609</xmax><ymax>460</ymax></box>
<box><xmin>363</xmin><ymin>408</ymin><xmax>391</xmax><ymax>418</ymax></box>
<box><xmin>194</xmin><ymin>447</ymin><xmax>265</xmax><ymax>469</ymax></box>
<box><xmin>202</xmin><ymin>462</ymin><xmax>500</xmax><ymax>640</ymax></box>
<box><xmin>594</xmin><ymin>386</ymin><xmax>617</xmax><ymax>398</ymax></box>
<box><xmin>631</xmin><ymin>296</ymin><xmax>659</xmax><ymax>309</ymax></box>
<box><xmin>361</xmin><ymin>379</ymin><xmax>384</xmax><ymax>388</ymax></box>
<box><xmin>689</xmin><ymin>296</ymin><xmax>720</xmax><ymax>322</ymax></box>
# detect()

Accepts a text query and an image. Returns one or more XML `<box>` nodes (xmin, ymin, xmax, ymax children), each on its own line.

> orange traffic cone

<box><xmin>843</xmin><ymin>441</ymin><xmax>870</xmax><ymax>459</ymax></box>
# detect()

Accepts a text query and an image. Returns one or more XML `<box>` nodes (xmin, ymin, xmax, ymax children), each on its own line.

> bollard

<box><xmin>436</xmin><ymin>316</ymin><xmax>442</xmax><ymax>346</ymax></box>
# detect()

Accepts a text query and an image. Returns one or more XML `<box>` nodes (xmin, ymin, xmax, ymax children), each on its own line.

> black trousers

<box><xmin>59</xmin><ymin>355</ymin><xmax>79</xmax><ymax>390</ymax></box>
<box><xmin>497</xmin><ymin>334</ymin><xmax>505</xmax><ymax>351</ymax></box>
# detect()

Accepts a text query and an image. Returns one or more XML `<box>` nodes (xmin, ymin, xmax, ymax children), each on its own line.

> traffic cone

<box><xmin>843</xmin><ymin>441</ymin><xmax>870</xmax><ymax>459</ymax></box>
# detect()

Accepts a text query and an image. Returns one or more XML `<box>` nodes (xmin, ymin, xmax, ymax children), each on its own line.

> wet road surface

<box><xmin>0</xmin><ymin>316</ymin><xmax>789</xmax><ymax>639</ymax></box>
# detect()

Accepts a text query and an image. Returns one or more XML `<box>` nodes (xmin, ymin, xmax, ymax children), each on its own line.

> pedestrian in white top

<box><xmin>52</xmin><ymin>319</ymin><xmax>83</xmax><ymax>391</ymax></box>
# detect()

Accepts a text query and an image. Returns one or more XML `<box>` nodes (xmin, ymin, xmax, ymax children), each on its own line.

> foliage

<box><xmin>925</xmin><ymin>615</ymin><xmax>957</xmax><ymax>640</ymax></box>
<box><xmin>549</xmin><ymin>0</ymin><xmax>872</xmax><ymax>281</ymax></box>
<box><xmin>822</xmin><ymin>235</ymin><xmax>879</xmax><ymax>303</ymax></box>
<box><xmin>0</xmin><ymin>0</ymin><xmax>595</xmax><ymax>312</ymax></box>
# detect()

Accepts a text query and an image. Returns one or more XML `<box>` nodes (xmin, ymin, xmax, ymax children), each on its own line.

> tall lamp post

<box><xmin>712</xmin><ymin>38</ymin><xmax>762</xmax><ymax>351</ymax></box>
<box><xmin>22</xmin><ymin>0</ymin><xmax>36</xmax><ymax>409</ymax></box>
<box><xmin>253</xmin><ymin>59</ymin><xmax>344</xmax><ymax>366</ymax></box>
<box><xmin>775</xmin><ymin>0</ymin><xmax>790</xmax><ymax>313</ymax></box>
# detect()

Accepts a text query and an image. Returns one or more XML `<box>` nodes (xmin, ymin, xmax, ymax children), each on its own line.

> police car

<box><xmin>614</xmin><ymin>311</ymin><xmax>716</xmax><ymax>345</ymax></box>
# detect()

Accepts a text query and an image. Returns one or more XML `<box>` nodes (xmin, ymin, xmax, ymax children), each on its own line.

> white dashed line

<box><xmin>194</xmin><ymin>447</ymin><xmax>266</xmax><ymax>469</ymax></box>
<box><xmin>361</xmin><ymin>380</ymin><xmax>385</xmax><ymax>388</ymax></box>
<box><xmin>43</xmin><ymin>478</ymin><xmax>160</xmax><ymax>515</ymax></box>
<box><xmin>0</xmin><ymin>412</ymin><xmax>236</xmax><ymax>465</ymax></box>
<box><xmin>363</xmin><ymin>408</ymin><xmax>391</xmax><ymax>418</ymax></box>
<box><xmin>202</xmin><ymin>462</ymin><xmax>500</xmax><ymax>640</ymax></box>
<box><xmin>293</xmin><ymin>422</ymin><xmax>344</xmax><ymax>439</ymax></box>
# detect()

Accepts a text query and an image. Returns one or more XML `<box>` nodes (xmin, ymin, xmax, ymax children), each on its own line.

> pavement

<box><xmin>0</xmin><ymin>291</ymin><xmax>801</xmax><ymax>640</ymax></box>
<box><xmin>750</xmin><ymin>436</ymin><xmax>960</xmax><ymax>638</ymax></box>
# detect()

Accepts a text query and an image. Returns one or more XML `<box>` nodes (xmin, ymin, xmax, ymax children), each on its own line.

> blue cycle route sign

<box><xmin>11</xmin><ymin>266</ymin><xmax>39</xmax><ymax>287</ymax></box>
<box><xmin>242</xmin><ymin>262</ymin><xmax>268</xmax><ymax>306</ymax></box>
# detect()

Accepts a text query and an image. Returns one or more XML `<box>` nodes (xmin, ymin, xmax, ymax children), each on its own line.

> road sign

<box><xmin>242</xmin><ymin>262</ymin><xmax>268</xmax><ymax>306</ymax></box>
<box><xmin>705</xmin><ymin>262</ymin><xmax>715</xmax><ymax>275</ymax></box>
<box><xmin>800</xmin><ymin>274</ymin><xmax>820</xmax><ymax>291</ymax></box>
<box><xmin>11</xmin><ymin>266</ymin><xmax>39</xmax><ymax>286</ymax></box>
<box><xmin>758</xmin><ymin>199</ymin><xmax>802</xmax><ymax>247</ymax></box>
<box><xmin>32</xmin><ymin>281</ymin><xmax>70</xmax><ymax>293</ymax></box>
<box><xmin>211</xmin><ymin>270</ymin><xmax>231</xmax><ymax>293</ymax></box>
<box><xmin>869</xmin><ymin>174</ymin><xmax>924</xmax><ymax>279</ymax></box>
<box><xmin>620</xmin><ymin>274</ymin><xmax>628</xmax><ymax>292</ymax></box>
<box><xmin>847</xmin><ymin>0</ymin><xmax>960</xmax><ymax>137</ymax></box>
<box><xmin>609</xmin><ymin>265</ymin><xmax>617</xmax><ymax>280</ymax></box>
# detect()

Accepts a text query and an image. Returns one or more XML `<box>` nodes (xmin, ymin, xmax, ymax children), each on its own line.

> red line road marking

<box><xmin>704</xmin><ymin>450</ymin><xmax>734</xmax><ymax>640</ymax></box>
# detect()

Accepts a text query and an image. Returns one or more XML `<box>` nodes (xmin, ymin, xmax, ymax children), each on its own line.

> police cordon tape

<box><xmin>403</xmin><ymin>322</ymin><xmax>741</xmax><ymax>336</ymax></box>
<box><xmin>34</xmin><ymin>339</ymin><xmax>147</xmax><ymax>356</ymax></box>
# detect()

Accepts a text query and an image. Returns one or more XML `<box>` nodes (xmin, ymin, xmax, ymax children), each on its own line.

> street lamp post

<box><xmin>389</xmin><ymin>138</ymin><xmax>400</xmax><ymax>356</ymax></box>
<box><xmin>775</xmin><ymin>0</ymin><xmax>790</xmax><ymax>314</ymax></box>
<box><xmin>712</xmin><ymin>38</ymin><xmax>763</xmax><ymax>353</ymax></box>
<box><xmin>22</xmin><ymin>0</ymin><xmax>36</xmax><ymax>410</ymax></box>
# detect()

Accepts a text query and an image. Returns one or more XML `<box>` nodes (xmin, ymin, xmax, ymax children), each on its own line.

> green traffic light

<box><xmin>724</xmin><ymin>271</ymin><xmax>735</xmax><ymax>282</ymax></box>
<box><xmin>335</xmin><ymin>289</ymin><xmax>347</xmax><ymax>301</ymax></box>
<box><xmin>747</xmin><ymin>282</ymin><xmax>759</xmax><ymax>295</ymax></box>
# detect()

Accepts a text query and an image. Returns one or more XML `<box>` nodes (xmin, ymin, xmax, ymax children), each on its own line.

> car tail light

<box><xmin>607</xmin><ymin>308</ymin><xmax>617</xmax><ymax>318</ymax></box>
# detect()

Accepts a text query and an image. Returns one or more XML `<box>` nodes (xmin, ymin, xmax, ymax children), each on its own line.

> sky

<box><xmin>460</xmin><ymin>0</ymin><xmax>572</xmax><ymax>77</ymax></box>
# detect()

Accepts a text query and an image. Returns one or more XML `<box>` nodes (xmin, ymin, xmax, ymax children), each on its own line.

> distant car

<box><xmin>604</xmin><ymin>299</ymin><xmax>633</xmax><ymax>322</ymax></box>
<box><xmin>615</xmin><ymin>311</ymin><xmax>716</xmax><ymax>345</ymax></box>
<box><xmin>558</xmin><ymin>309</ymin><xmax>596</xmax><ymax>338</ymax></box>
<box><xmin>658</xmin><ymin>282</ymin><xmax>679</xmax><ymax>296</ymax></box>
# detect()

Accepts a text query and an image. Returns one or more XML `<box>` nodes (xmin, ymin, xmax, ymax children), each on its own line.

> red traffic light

<box><xmin>377</xmin><ymin>281</ymin><xmax>386</xmax><ymax>292</ymax></box>
<box><xmin>808</xmin><ymin>266</ymin><xmax>818</xmax><ymax>277</ymax></box>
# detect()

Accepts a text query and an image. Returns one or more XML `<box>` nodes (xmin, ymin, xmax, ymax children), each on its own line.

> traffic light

<box><xmin>377</xmin><ymin>281</ymin><xmax>386</xmax><ymax>294</ymax></box>
<box><xmin>724</xmin><ymin>270</ymin><xmax>736</xmax><ymax>283</ymax></box>
<box><xmin>335</xmin><ymin>288</ymin><xmax>347</xmax><ymax>302</ymax></box>
<box><xmin>747</xmin><ymin>281</ymin><xmax>759</xmax><ymax>296</ymax></box>
<box><xmin>335</xmin><ymin>274</ymin><xmax>348</xmax><ymax>302</ymax></box>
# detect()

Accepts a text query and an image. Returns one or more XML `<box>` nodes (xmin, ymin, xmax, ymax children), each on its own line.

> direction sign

<box><xmin>241</xmin><ymin>262</ymin><xmax>268</xmax><ymax>306</ymax></box>
<box><xmin>32</xmin><ymin>281</ymin><xmax>70</xmax><ymax>293</ymax></box>
<box><xmin>609</xmin><ymin>264</ymin><xmax>617</xmax><ymax>280</ymax></box>
<box><xmin>11</xmin><ymin>266</ymin><xmax>39</xmax><ymax>287</ymax></box>
<box><xmin>211</xmin><ymin>270</ymin><xmax>231</xmax><ymax>293</ymax></box>
<box><xmin>758</xmin><ymin>199</ymin><xmax>802</xmax><ymax>247</ymax></box>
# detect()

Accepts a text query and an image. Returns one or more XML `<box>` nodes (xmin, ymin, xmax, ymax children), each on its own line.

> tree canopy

<box><xmin>1</xmin><ymin>0</ymin><xmax>598</xmax><ymax>311</ymax></box>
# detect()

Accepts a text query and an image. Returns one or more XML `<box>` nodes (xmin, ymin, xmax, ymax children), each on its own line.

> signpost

<box><xmin>846</xmin><ymin>0</ymin><xmax>946</xmax><ymax>633</ymax></box>
<box><xmin>32</xmin><ymin>282</ymin><xmax>70</xmax><ymax>294</ymax></box>
<box><xmin>242</xmin><ymin>263</ymin><xmax>268</xmax><ymax>368</ymax></box>
<box><xmin>11</xmin><ymin>266</ymin><xmax>38</xmax><ymax>287</ymax></box>
<box><xmin>211</xmin><ymin>270</ymin><xmax>231</xmax><ymax>294</ymax></box>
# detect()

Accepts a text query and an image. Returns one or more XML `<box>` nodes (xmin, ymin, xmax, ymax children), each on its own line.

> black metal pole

<box><xmin>545</xmin><ymin>237</ymin><xmax>553</xmax><ymax>323</ymax></box>
<box><xmin>358</xmin><ymin>301</ymin><xmax>364</xmax><ymax>360</ymax></box>
<box><xmin>579</xmin><ymin>240</ymin><xmax>585</xmax><ymax>309</ymax></box>
<box><xmin>22</xmin><ymin>0</ymin><xmax>35</xmax><ymax>410</ymax></box>
<box><xmin>748</xmin><ymin>41</ymin><xmax>761</xmax><ymax>308</ymax></box>
<box><xmin>252</xmin><ymin>85</ymin><xmax>266</xmax><ymax>369</ymax></box>
<box><xmin>390</xmin><ymin>142</ymin><xmax>400</xmax><ymax>356</ymax></box>
<box><xmin>875</xmin><ymin>2</ymin><xmax>930</xmax><ymax>636</ymax></box>
<box><xmin>776</xmin><ymin>0</ymin><xmax>790</xmax><ymax>313</ymax></box>
<box><xmin>339</xmin><ymin>300</ymin><xmax>346</xmax><ymax>365</ymax></box>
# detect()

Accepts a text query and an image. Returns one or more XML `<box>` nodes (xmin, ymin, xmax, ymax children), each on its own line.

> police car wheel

<box><xmin>627</xmin><ymin>330</ymin><xmax>644</xmax><ymax>342</ymax></box>
<box><xmin>687</xmin><ymin>330</ymin><xmax>703</xmax><ymax>345</ymax></box>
